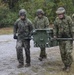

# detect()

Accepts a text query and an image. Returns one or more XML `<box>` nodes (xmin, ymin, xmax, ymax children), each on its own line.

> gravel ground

<box><xmin>0</xmin><ymin>34</ymin><xmax>74</xmax><ymax>75</ymax></box>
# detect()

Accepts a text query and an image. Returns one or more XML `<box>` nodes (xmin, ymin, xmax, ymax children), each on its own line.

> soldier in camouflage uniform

<box><xmin>54</xmin><ymin>7</ymin><xmax>73</xmax><ymax>72</ymax></box>
<box><xmin>34</xmin><ymin>9</ymin><xmax>49</xmax><ymax>61</ymax></box>
<box><xmin>13</xmin><ymin>9</ymin><xmax>33</xmax><ymax>68</ymax></box>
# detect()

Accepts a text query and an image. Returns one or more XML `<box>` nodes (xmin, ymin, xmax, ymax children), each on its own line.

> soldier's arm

<box><xmin>13</xmin><ymin>21</ymin><xmax>18</xmax><ymax>35</ymax></box>
<box><xmin>72</xmin><ymin>22</ymin><xmax>74</xmax><ymax>32</ymax></box>
<box><xmin>28</xmin><ymin>20</ymin><xmax>33</xmax><ymax>35</ymax></box>
<box><xmin>33</xmin><ymin>17</ymin><xmax>37</xmax><ymax>29</ymax></box>
<box><xmin>53</xmin><ymin>21</ymin><xmax>58</xmax><ymax>37</ymax></box>
<box><xmin>45</xmin><ymin>17</ymin><xmax>49</xmax><ymax>28</ymax></box>
<box><xmin>68</xmin><ymin>16</ymin><xmax>73</xmax><ymax>36</ymax></box>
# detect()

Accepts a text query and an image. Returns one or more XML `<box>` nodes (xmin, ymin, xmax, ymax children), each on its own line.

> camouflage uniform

<box><xmin>14</xmin><ymin>9</ymin><xmax>33</xmax><ymax>66</ymax></box>
<box><xmin>54</xmin><ymin>7</ymin><xmax>73</xmax><ymax>69</ymax></box>
<box><xmin>34</xmin><ymin>9</ymin><xmax>49</xmax><ymax>59</ymax></box>
<box><xmin>72</xmin><ymin>14</ymin><xmax>74</xmax><ymax>38</ymax></box>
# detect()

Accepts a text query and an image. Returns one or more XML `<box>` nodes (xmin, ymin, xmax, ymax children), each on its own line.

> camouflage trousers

<box><xmin>40</xmin><ymin>47</ymin><xmax>47</xmax><ymax>58</ymax></box>
<box><xmin>16</xmin><ymin>39</ymin><xmax>30</xmax><ymax>64</ymax></box>
<box><xmin>59</xmin><ymin>41</ymin><xmax>73</xmax><ymax>67</ymax></box>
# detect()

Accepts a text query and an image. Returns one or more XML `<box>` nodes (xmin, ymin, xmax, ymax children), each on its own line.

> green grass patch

<box><xmin>0</xmin><ymin>27</ymin><xmax>13</xmax><ymax>35</ymax></box>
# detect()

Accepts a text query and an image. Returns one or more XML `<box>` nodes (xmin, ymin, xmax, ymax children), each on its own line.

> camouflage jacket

<box><xmin>72</xmin><ymin>18</ymin><xmax>74</xmax><ymax>32</ymax></box>
<box><xmin>54</xmin><ymin>15</ymin><xmax>73</xmax><ymax>38</ymax></box>
<box><xmin>14</xmin><ymin>18</ymin><xmax>33</xmax><ymax>40</ymax></box>
<box><xmin>34</xmin><ymin>16</ymin><xmax>49</xmax><ymax>29</ymax></box>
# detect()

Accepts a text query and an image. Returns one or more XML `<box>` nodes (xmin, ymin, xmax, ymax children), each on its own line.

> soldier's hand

<box><xmin>13</xmin><ymin>35</ymin><xmax>17</xmax><ymax>39</ymax></box>
<box><xmin>54</xmin><ymin>36</ymin><xmax>57</xmax><ymax>39</ymax></box>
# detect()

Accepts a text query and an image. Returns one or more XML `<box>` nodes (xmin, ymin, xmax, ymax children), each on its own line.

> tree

<box><xmin>2</xmin><ymin>0</ymin><xmax>19</xmax><ymax>10</ymax></box>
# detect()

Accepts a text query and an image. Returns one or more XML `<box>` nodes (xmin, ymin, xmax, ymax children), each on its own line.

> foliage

<box><xmin>0</xmin><ymin>0</ymin><xmax>74</xmax><ymax>27</ymax></box>
<box><xmin>0</xmin><ymin>0</ymin><xmax>18</xmax><ymax>27</ymax></box>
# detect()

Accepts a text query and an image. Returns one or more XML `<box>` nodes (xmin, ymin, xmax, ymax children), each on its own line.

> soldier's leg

<box><xmin>64</xmin><ymin>41</ymin><xmax>73</xmax><ymax>68</ymax></box>
<box><xmin>40</xmin><ymin>47</ymin><xmax>47</xmax><ymax>58</ymax></box>
<box><xmin>16</xmin><ymin>40</ymin><xmax>24</xmax><ymax>68</ymax></box>
<box><xmin>59</xmin><ymin>41</ymin><xmax>66</xmax><ymax>64</ymax></box>
<box><xmin>39</xmin><ymin>47</ymin><xmax>47</xmax><ymax>61</ymax></box>
<box><xmin>59</xmin><ymin>41</ymin><xmax>73</xmax><ymax>72</ymax></box>
<box><xmin>24</xmin><ymin>39</ymin><xmax>31</xmax><ymax>67</ymax></box>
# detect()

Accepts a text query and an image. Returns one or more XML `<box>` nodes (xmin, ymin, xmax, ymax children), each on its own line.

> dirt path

<box><xmin>0</xmin><ymin>35</ymin><xmax>74</xmax><ymax>75</ymax></box>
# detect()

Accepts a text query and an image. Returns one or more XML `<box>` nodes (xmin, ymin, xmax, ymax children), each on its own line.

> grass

<box><xmin>18</xmin><ymin>47</ymin><xmax>74</xmax><ymax>75</ymax></box>
<box><xmin>0</xmin><ymin>27</ymin><xmax>13</xmax><ymax>35</ymax></box>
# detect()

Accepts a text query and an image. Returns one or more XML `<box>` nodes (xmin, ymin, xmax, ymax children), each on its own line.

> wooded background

<box><xmin>0</xmin><ymin>0</ymin><xmax>74</xmax><ymax>27</ymax></box>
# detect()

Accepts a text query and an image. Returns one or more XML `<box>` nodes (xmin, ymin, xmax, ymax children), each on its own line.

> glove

<box><xmin>54</xmin><ymin>36</ymin><xmax>57</xmax><ymax>39</ymax></box>
<box><xmin>13</xmin><ymin>35</ymin><xmax>17</xmax><ymax>39</ymax></box>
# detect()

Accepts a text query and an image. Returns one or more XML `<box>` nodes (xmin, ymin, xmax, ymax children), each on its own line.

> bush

<box><xmin>19</xmin><ymin>0</ymin><xmax>54</xmax><ymax>21</ymax></box>
<box><xmin>0</xmin><ymin>7</ymin><xmax>18</xmax><ymax>28</ymax></box>
<box><xmin>1</xmin><ymin>0</ymin><xmax>74</xmax><ymax>28</ymax></box>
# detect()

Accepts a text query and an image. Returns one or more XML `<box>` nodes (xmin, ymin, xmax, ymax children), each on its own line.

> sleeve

<box><xmin>68</xmin><ymin>16</ymin><xmax>73</xmax><ymax>36</ymax></box>
<box><xmin>13</xmin><ymin>21</ymin><xmax>18</xmax><ymax>35</ymax></box>
<box><xmin>33</xmin><ymin>17</ymin><xmax>37</xmax><ymax>29</ymax></box>
<box><xmin>53</xmin><ymin>20</ymin><xmax>58</xmax><ymax>36</ymax></box>
<box><xmin>45</xmin><ymin>17</ymin><xmax>49</xmax><ymax>28</ymax></box>
<box><xmin>28</xmin><ymin>20</ymin><xmax>33</xmax><ymax>35</ymax></box>
<box><xmin>72</xmin><ymin>22</ymin><xmax>74</xmax><ymax>32</ymax></box>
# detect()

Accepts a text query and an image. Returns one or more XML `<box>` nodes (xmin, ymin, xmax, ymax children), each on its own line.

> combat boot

<box><xmin>42</xmin><ymin>54</ymin><xmax>47</xmax><ymax>59</ymax></box>
<box><xmin>39</xmin><ymin>55</ymin><xmax>47</xmax><ymax>61</ymax></box>
<box><xmin>65</xmin><ymin>67</ymin><xmax>70</xmax><ymax>72</ymax></box>
<box><xmin>25</xmin><ymin>63</ymin><xmax>31</xmax><ymax>67</ymax></box>
<box><xmin>62</xmin><ymin>66</ymin><xmax>70</xmax><ymax>72</ymax></box>
<box><xmin>62</xmin><ymin>66</ymin><xmax>67</xmax><ymax>71</ymax></box>
<box><xmin>17</xmin><ymin>63</ymin><xmax>24</xmax><ymax>68</ymax></box>
<box><xmin>38</xmin><ymin>57</ymin><xmax>43</xmax><ymax>61</ymax></box>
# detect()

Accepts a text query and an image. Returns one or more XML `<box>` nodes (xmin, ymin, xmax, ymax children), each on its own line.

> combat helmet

<box><xmin>36</xmin><ymin>9</ymin><xmax>44</xmax><ymax>15</ymax></box>
<box><xmin>56</xmin><ymin>7</ymin><xmax>66</xmax><ymax>14</ymax></box>
<box><xmin>19</xmin><ymin>9</ymin><xmax>27</xmax><ymax>16</ymax></box>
